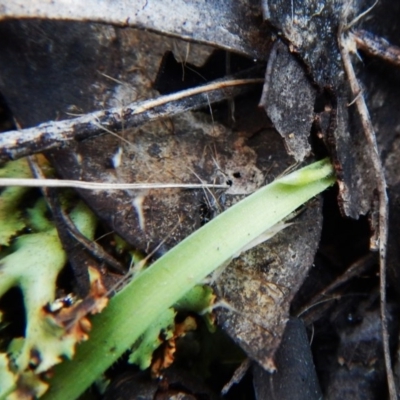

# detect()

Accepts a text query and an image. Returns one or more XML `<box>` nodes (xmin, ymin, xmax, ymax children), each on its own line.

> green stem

<box><xmin>42</xmin><ymin>158</ymin><xmax>335</xmax><ymax>400</ymax></box>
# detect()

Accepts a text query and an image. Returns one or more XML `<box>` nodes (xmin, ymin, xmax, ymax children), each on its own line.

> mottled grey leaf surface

<box><xmin>0</xmin><ymin>0</ymin><xmax>270</xmax><ymax>60</ymax></box>
<box><xmin>261</xmin><ymin>0</ymin><xmax>346</xmax><ymax>87</ymax></box>
<box><xmin>214</xmin><ymin>201</ymin><xmax>322</xmax><ymax>372</ymax></box>
<box><xmin>260</xmin><ymin>40</ymin><xmax>316</xmax><ymax>161</ymax></box>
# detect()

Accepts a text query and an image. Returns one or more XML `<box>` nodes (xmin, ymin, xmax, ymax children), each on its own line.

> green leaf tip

<box><xmin>278</xmin><ymin>158</ymin><xmax>335</xmax><ymax>186</ymax></box>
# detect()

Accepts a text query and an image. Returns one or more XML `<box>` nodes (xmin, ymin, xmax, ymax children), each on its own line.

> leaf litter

<box><xmin>0</xmin><ymin>0</ymin><xmax>400</xmax><ymax>398</ymax></box>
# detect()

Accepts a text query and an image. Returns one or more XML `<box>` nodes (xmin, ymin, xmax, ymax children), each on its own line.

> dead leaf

<box><xmin>213</xmin><ymin>201</ymin><xmax>322</xmax><ymax>371</ymax></box>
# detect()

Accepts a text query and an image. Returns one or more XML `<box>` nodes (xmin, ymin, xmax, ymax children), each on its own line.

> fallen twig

<box><xmin>0</xmin><ymin>75</ymin><xmax>263</xmax><ymax>163</ymax></box>
<box><xmin>351</xmin><ymin>29</ymin><xmax>400</xmax><ymax>68</ymax></box>
<box><xmin>297</xmin><ymin>253</ymin><xmax>377</xmax><ymax>323</ymax></box>
<box><xmin>221</xmin><ymin>358</ymin><xmax>251</xmax><ymax>395</ymax></box>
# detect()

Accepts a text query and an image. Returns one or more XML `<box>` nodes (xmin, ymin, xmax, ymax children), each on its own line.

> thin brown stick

<box><xmin>221</xmin><ymin>358</ymin><xmax>251</xmax><ymax>395</ymax></box>
<box><xmin>344</xmin><ymin>0</ymin><xmax>378</xmax><ymax>30</ymax></box>
<box><xmin>352</xmin><ymin>29</ymin><xmax>400</xmax><ymax>68</ymax></box>
<box><xmin>338</xmin><ymin>30</ymin><xmax>397</xmax><ymax>400</ymax></box>
<box><xmin>296</xmin><ymin>253</ymin><xmax>377</xmax><ymax>320</ymax></box>
<box><xmin>55</xmin><ymin>206</ymin><xmax>126</xmax><ymax>274</ymax></box>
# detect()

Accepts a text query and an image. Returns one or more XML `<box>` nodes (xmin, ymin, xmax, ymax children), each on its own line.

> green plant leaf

<box><xmin>175</xmin><ymin>284</ymin><xmax>216</xmax><ymax>331</ymax></box>
<box><xmin>128</xmin><ymin>284</ymin><xmax>216</xmax><ymax>371</ymax></box>
<box><xmin>0</xmin><ymin>353</ymin><xmax>17</xmax><ymax>399</ymax></box>
<box><xmin>128</xmin><ymin>308</ymin><xmax>176</xmax><ymax>370</ymax></box>
<box><xmin>42</xmin><ymin>158</ymin><xmax>334</xmax><ymax>400</ymax></box>
<box><xmin>0</xmin><ymin>159</ymin><xmax>32</xmax><ymax>245</ymax></box>
<box><xmin>0</xmin><ymin>199</ymin><xmax>98</xmax><ymax>398</ymax></box>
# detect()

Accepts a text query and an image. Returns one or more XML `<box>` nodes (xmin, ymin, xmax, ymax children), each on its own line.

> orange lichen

<box><xmin>151</xmin><ymin>316</ymin><xmax>197</xmax><ymax>377</ymax></box>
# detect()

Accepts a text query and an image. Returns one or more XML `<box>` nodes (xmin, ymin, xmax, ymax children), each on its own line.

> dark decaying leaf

<box><xmin>252</xmin><ymin>318</ymin><xmax>322</xmax><ymax>400</ymax></box>
<box><xmin>213</xmin><ymin>200</ymin><xmax>322</xmax><ymax>372</ymax></box>
<box><xmin>260</xmin><ymin>0</ymin><xmax>377</xmax><ymax>220</ymax></box>
<box><xmin>343</xmin><ymin>1</ymin><xmax>400</xmax><ymax>390</ymax></box>
<box><xmin>261</xmin><ymin>0</ymin><xmax>346</xmax><ymax>87</ymax></box>
<box><xmin>349</xmin><ymin>0</ymin><xmax>400</xmax><ymax>291</ymax></box>
<box><xmin>260</xmin><ymin>39</ymin><xmax>316</xmax><ymax>161</ymax></box>
<box><xmin>0</xmin><ymin>0</ymin><xmax>270</xmax><ymax>60</ymax></box>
